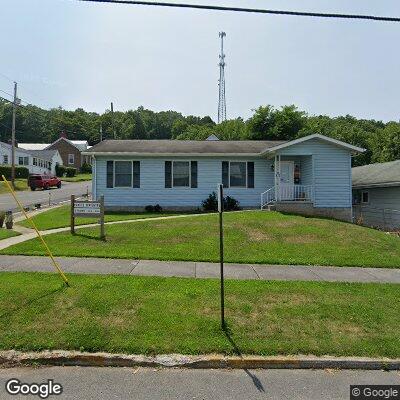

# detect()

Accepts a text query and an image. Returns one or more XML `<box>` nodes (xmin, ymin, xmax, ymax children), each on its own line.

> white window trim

<box><xmin>361</xmin><ymin>190</ymin><xmax>370</xmax><ymax>205</ymax></box>
<box><xmin>171</xmin><ymin>160</ymin><xmax>191</xmax><ymax>189</ymax></box>
<box><xmin>107</xmin><ymin>160</ymin><xmax>140</xmax><ymax>189</ymax></box>
<box><xmin>68</xmin><ymin>153</ymin><xmax>75</xmax><ymax>165</ymax></box>
<box><xmin>227</xmin><ymin>161</ymin><xmax>248</xmax><ymax>189</ymax></box>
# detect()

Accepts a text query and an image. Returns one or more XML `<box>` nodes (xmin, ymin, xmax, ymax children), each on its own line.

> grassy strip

<box><xmin>0</xmin><ymin>179</ymin><xmax>28</xmax><ymax>195</ymax></box>
<box><xmin>61</xmin><ymin>173</ymin><xmax>92</xmax><ymax>182</ymax></box>
<box><xmin>0</xmin><ymin>272</ymin><xmax>398</xmax><ymax>357</ymax></box>
<box><xmin>0</xmin><ymin>229</ymin><xmax>20</xmax><ymax>240</ymax></box>
<box><xmin>7</xmin><ymin>211</ymin><xmax>400</xmax><ymax>268</ymax></box>
<box><xmin>18</xmin><ymin>205</ymin><xmax>177</xmax><ymax>230</ymax></box>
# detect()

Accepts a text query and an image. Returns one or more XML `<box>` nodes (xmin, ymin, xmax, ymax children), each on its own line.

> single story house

<box><xmin>19</xmin><ymin>133</ymin><xmax>91</xmax><ymax>170</ymax></box>
<box><xmin>352</xmin><ymin>160</ymin><xmax>400</xmax><ymax>230</ymax></box>
<box><xmin>0</xmin><ymin>141</ymin><xmax>63</xmax><ymax>175</ymax></box>
<box><xmin>86</xmin><ymin>134</ymin><xmax>364</xmax><ymax>221</ymax></box>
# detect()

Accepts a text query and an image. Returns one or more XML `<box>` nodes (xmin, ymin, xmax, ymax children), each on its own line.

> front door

<box><xmin>278</xmin><ymin>161</ymin><xmax>294</xmax><ymax>200</ymax></box>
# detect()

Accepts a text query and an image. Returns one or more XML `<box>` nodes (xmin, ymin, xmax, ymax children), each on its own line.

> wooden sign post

<box><xmin>71</xmin><ymin>195</ymin><xmax>105</xmax><ymax>239</ymax></box>
<box><xmin>218</xmin><ymin>183</ymin><xmax>225</xmax><ymax>329</ymax></box>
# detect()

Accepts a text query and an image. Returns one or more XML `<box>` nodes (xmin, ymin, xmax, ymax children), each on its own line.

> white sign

<box><xmin>74</xmin><ymin>202</ymin><xmax>101</xmax><ymax>215</ymax></box>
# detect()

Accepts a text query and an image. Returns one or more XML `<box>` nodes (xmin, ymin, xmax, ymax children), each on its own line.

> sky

<box><xmin>1</xmin><ymin>0</ymin><xmax>400</xmax><ymax>122</ymax></box>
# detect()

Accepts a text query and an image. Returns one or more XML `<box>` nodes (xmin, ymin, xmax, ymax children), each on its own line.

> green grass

<box><xmin>6</xmin><ymin>211</ymin><xmax>400</xmax><ymax>268</ymax></box>
<box><xmin>0</xmin><ymin>272</ymin><xmax>398</xmax><ymax>357</ymax></box>
<box><xmin>0</xmin><ymin>179</ymin><xmax>28</xmax><ymax>194</ymax></box>
<box><xmin>61</xmin><ymin>173</ymin><xmax>92</xmax><ymax>182</ymax></box>
<box><xmin>0</xmin><ymin>228</ymin><xmax>20</xmax><ymax>240</ymax></box>
<box><xmin>18</xmin><ymin>205</ymin><xmax>177</xmax><ymax>230</ymax></box>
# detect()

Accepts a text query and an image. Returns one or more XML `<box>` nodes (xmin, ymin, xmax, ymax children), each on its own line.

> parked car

<box><xmin>28</xmin><ymin>174</ymin><xmax>62</xmax><ymax>191</ymax></box>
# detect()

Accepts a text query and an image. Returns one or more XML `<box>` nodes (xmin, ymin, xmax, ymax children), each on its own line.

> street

<box><xmin>0</xmin><ymin>181</ymin><xmax>91</xmax><ymax>211</ymax></box>
<box><xmin>0</xmin><ymin>367</ymin><xmax>398</xmax><ymax>400</ymax></box>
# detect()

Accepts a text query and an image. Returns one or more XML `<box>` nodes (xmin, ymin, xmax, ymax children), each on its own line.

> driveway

<box><xmin>0</xmin><ymin>181</ymin><xmax>92</xmax><ymax>211</ymax></box>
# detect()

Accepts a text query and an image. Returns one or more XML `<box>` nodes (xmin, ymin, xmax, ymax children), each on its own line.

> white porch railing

<box><xmin>261</xmin><ymin>185</ymin><xmax>313</xmax><ymax>209</ymax></box>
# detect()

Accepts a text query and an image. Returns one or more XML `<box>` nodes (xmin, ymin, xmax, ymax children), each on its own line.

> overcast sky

<box><xmin>1</xmin><ymin>0</ymin><xmax>400</xmax><ymax>122</ymax></box>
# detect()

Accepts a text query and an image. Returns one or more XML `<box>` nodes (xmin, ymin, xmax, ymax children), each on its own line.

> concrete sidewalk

<box><xmin>0</xmin><ymin>255</ymin><xmax>399</xmax><ymax>283</ymax></box>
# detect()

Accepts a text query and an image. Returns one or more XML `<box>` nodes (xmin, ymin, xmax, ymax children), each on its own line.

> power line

<box><xmin>77</xmin><ymin>0</ymin><xmax>400</xmax><ymax>22</ymax></box>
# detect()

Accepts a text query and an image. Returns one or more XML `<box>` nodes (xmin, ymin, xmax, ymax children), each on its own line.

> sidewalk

<box><xmin>0</xmin><ymin>255</ymin><xmax>399</xmax><ymax>283</ymax></box>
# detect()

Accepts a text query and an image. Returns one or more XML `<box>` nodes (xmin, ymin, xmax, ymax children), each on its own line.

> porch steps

<box><xmin>263</xmin><ymin>204</ymin><xmax>276</xmax><ymax>211</ymax></box>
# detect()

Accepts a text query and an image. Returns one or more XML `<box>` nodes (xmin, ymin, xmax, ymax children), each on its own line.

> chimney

<box><xmin>60</xmin><ymin>130</ymin><xmax>67</xmax><ymax>139</ymax></box>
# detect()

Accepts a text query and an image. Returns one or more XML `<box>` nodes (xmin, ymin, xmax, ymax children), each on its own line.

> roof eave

<box><xmin>82</xmin><ymin>151</ymin><xmax>263</xmax><ymax>157</ymax></box>
<box><xmin>353</xmin><ymin>182</ymin><xmax>400</xmax><ymax>189</ymax></box>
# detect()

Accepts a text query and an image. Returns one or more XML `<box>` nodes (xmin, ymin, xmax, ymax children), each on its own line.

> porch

<box><xmin>261</xmin><ymin>154</ymin><xmax>314</xmax><ymax>209</ymax></box>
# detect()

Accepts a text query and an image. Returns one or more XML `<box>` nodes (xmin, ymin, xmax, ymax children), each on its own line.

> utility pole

<box><xmin>110</xmin><ymin>102</ymin><xmax>116</xmax><ymax>139</ymax></box>
<box><xmin>11</xmin><ymin>82</ymin><xmax>19</xmax><ymax>189</ymax></box>
<box><xmin>217</xmin><ymin>32</ymin><xmax>227</xmax><ymax>124</ymax></box>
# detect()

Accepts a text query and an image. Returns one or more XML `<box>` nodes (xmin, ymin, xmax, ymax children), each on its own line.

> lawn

<box><xmin>0</xmin><ymin>179</ymin><xmax>28</xmax><ymax>195</ymax></box>
<box><xmin>18</xmin><ymin>205</ymin><xmax>177</xmax><ymax>230</ymax></box>
<box><xmin>0</xmin><ymin>229</ymin><xmax>20</xmax><ymax>240</ymax></box>
<box><xmin>5</xmin><ymin>211</ymin><xmax>400</xmax><ymax>268</ymax></box>
<box><xmin>0</xmin><ymin>272</ymin><xmax>398</xmax><ymax>357</ymax></box>
<box><xmin>61</xmin><ymin>173</ymin><xmax>92</xmax><ymax>182</ymax></box>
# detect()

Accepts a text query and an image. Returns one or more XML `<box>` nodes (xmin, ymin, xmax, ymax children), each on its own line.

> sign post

<box><xmin>218</xmin><ymin>183</ymin><xmax>225</xmax><ymax>329</ymax></box>
<box><xmin>71</xmin><ymin>195</ymin><xmax>105</xmax><ymax>239</ymax></box>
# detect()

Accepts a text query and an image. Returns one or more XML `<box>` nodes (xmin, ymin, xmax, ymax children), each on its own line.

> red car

<box><xmin>28</xmin><ymin>174</ymin><xmax>62</xmax><ymax>191</ymax></box>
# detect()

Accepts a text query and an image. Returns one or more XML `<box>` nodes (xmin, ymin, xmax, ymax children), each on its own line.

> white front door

<box><xmin>278</xmin><ymin>161</ymin><xmax>294</xmax><ymax>200</ymax></box>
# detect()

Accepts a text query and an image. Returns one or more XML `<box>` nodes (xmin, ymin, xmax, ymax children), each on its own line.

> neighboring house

<box><xmin>19</xmin><ymin>133</ymin><xmax>91</xmax><ymax>170</ymax></box>
<box><xmin>86</xmin><ymin>133</ymin><xmax>364</xmax><ymax>221</ymax></box>
<box><xmin>352</xmin><ymin>160</ymin><xmax>400</xmax><ymax>230</ymax></box>
<box><xmin>0</xmin><ymin>141</ymin><xmax>63</xmax><ymax>175</ymax></box>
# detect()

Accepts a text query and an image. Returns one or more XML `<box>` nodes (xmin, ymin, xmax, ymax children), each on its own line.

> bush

<box><xmin>201</xmin><ymin>192</ymin><xmax>241</xmax><ymax>212</ymax></box>
<box><xmin>145</xmin><ymin>204</ymin><xmax>163</xmax><ymax>213</ymax></box>
<box><xmin>0</xmin><ymin>165</ymin><xmax>29</xmax><ymax>179</ymax></box>
<box><xmin>55</xmin><ymin>164</ymin><xmax>66</xmax><ymax>177</ymax></box>
<box><xmin>65</xmin><ymin>167</ymin><xmax>77</xmax><ymax>177</ymax></box>
<box><xmin>201</xmin><ymin>192</ymin><xmax>218</xmax><ymax>211</ymax></box>
<box><xmin>80</xmin><ymin>163</ymin><xmax>92</xmax><ymax>174</ymax></box>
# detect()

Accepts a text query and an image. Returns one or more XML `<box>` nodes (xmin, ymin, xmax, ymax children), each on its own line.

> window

<box><xmin>362</xmin><ymin>191</ymin><xmax>369</xmax><ymax>204</ymax></box>
<box><xmin>3</xmin><ymin>155</ymin><xmax>8</xmax><ymax>164</ymax></box>
<box><xmin>68</xmin><ymin>154</ymin><xmax>75</xmax><ymax>165</ymax></box>
<box><xmin>222</xmin><ymin>161</ymin><xmax>255</xmax><ymax>188</ymax></box>
<box><xmin>24</xmin><ymin>157</ymin><xmax>29</xmax><ymax>165</ymax></box>
<box><xmin>165</xmin><ymin>161</ymin><xmax>198</xmax><ymax>188</ymax></box>
<box><xmin>18</xmin><ymin>157</ymin><xmax>24</xmax><ymax>165</ymax></box>
<box><xmin>33</xmin><ymin>157</ymin><xmax>37</xmax><ymax>166</ymax></box>
<box><xmin>106</xmin><ymin>160</ymin><xmax>140</xmax><ymax>188</ymax></box>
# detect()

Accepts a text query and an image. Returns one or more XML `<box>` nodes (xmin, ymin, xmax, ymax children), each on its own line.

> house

<box><xmin>85</xmin><ymin>133</ymin><xmax>365</xmax><ymax>221</ymax></box>
<box><xmin>19</xmin><ymin>133</ymin><xmax>91</xmax><ymax>170</ymax></box>
<box><xmin>352</xmin><ymin>160</ymin><xmax>400</xmax><ymax>230</ymax></box>
<box><xmin>0</xmin><ymin>141</ymin><xmax>63</xmax><ymax>175</ymax></box>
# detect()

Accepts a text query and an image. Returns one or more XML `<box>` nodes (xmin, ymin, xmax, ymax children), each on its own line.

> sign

<box><xmin>71</xmin><ymin>195</ymin><xmax>105</xmax><ymax>239</ymax></box>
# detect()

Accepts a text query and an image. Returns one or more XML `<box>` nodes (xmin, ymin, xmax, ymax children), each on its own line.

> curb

<box><xmin>0</xmin><ymin>351</ymin><xmax>399</xmax><ymax>370</ymax></box>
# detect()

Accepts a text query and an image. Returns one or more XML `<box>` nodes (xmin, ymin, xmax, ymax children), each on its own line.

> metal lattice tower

<box><xmin>218</xmin><ymin>32</ymin><xmax>227</xmax><ymax>124</ymax></box>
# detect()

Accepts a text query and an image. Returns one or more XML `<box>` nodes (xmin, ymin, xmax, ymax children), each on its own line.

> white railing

<box><xmin>260</xmin><ymin>187</ymin><xmax>275</xmax><ymax>209</ymax></box>
<box><xmin>261</xmin><ymin>185</ymin><xmax>313</xmax><ymax>209</ymax></box>
<box><xmin>277</xmin><ymin>185</ymin><xmax>313</xmax><ymax>202</ymax></box>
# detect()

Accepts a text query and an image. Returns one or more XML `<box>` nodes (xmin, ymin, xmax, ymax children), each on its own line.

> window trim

<box><xmin>171</xmin><ymin>160</ymin><xmax>191</xmax><ymax>188</ymax></box>
<box><xmin>361</xmin><ymin>190</ymin><xmax>369</xmax><ymax>205</ymax></box>
<box><xmin>107</xmin><ymin>160</ymin><xmax>141</xmax><ymax>189</ymax></box>
<box><xmin>68</xmin><ymin>153</ymin><xmax>75</xmax><ymax>165</ymax></box>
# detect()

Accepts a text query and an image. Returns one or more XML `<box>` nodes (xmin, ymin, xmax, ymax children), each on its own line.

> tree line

<box><xmin>0</xmin><ymin>100</ymin><xmax>399</xmax><ymax>166</ymax></box>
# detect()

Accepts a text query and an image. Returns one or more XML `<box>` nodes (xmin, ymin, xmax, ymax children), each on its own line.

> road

<box><xmin>0</xmin><ymin>367</ymin><xmax>399</xmax><ymax>399</ymax></box>
<box><xmin>0</xmin><ymin>181</ymin><xmax>92</xmax><ymax>211</ymax></box>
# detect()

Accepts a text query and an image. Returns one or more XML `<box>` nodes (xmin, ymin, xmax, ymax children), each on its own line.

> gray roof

<box><xmin>86</xmin><ymin>139</ymin><xmax>288</xmax><ymax>155</ymax></box>
<box><xmin>26</xmin><ymin>150</ymin><xmax>59</xmax><ymax>161</ymax></box>
<box><xmin>352</xmin><ymin>160</ymin><xmax>400</xmax><ymax>188</ymax></box>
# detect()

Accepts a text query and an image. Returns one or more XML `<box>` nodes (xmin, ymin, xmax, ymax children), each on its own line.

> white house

<box><xmin>0</xmin><ymin>141</ymin><xmax>63</xmax><ymax>175</ymax></box>
<box><xmin>86</xmin><ymin>134</ymin><xmax>365</xmax><ymax>221</ymax></box>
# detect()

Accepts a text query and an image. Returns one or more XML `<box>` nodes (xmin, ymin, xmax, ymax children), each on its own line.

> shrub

<box><xmin>145</xmin><ymin>205</ymin><xmax>154</xmax><ymax>212</ymax></box>
<box><xmin>55</xmin><ymin>164</ymin><xmax>66</xmax><ymax>177</ymax></box>
<box><xmin>154</xmin><ymin>204</ymin><xmax>163</xmax><ymax>213</ymax></box>
<box><xmin>201</xmin><ymin>192</ymin><xmax>218</xmax><ymax>211</ymax></box>
<box><xmin>201</xmin><ymin>192</ymin><xmax>241</xmax><ymax>212</ymax></box>
<box><xmin>0</xmin><ymin>165</ymin><xmax>29</xmax><ymax>180</ymax></box>
<box><xmin>65</xmin><ymin>167</ymin><xmax>77</xmax><ymax>177</ymax></box>
<box><xmin>80</xmin><ymin>163</ymin><xmax>92</xmax><ymax>174</ymax></box>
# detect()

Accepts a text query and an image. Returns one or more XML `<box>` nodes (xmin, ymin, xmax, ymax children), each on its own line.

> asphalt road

<box><xmin>0</xmin><ymin>181</ymin><xmax>92</xmax><ymax>211</ymax></box>
<box><xmin>0</xmin><ymin>367</ymin><xmax>399</xmax><ymax>400</ymax></box>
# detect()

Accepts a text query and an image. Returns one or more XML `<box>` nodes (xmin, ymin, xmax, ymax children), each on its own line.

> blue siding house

<box><xmin>85</xmin><ymin>134</ymin><xmax>364</xmax><ymax>221</ymax></box>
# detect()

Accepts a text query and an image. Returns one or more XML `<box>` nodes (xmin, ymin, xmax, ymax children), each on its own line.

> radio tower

<box><xmin>218</xmin><ymin>32</ymin><xmax>227</xmax><ymax>124</ymax></box>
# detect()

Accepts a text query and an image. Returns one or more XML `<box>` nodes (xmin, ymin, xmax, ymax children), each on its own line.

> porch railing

<box><xmin>261</xmin><ymin>185</ymin><xmax>313</xmax><ymax>209</ymax></box>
